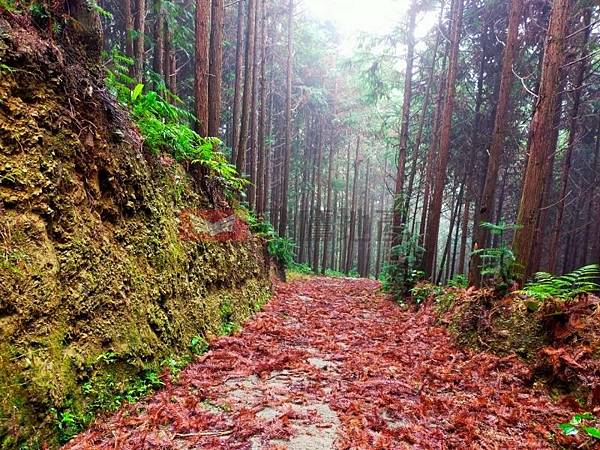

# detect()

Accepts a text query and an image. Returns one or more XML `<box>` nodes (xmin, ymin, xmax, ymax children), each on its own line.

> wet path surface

<box><xmin>66</xmin><ymin>277</ymin><xmax>577</xmax><ymax>449</ymax></box>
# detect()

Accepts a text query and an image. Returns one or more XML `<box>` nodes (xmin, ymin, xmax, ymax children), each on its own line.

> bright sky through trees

<box><xmin>302</xmin><ymin>0</ymin><xmax>437</xmax><ymax>52</ymax></box>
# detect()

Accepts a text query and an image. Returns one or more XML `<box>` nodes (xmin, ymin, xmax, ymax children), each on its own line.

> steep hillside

<box><xmin>0</xmin><ymin>12</ymin><xmax>271</xmax><ymax>448</ymax></box>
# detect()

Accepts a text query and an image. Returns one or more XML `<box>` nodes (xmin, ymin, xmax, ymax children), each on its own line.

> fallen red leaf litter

<box><xmin>64</xmin><ymin>277</ymin><xmax>593</xmax><ymax>449</ymax></box>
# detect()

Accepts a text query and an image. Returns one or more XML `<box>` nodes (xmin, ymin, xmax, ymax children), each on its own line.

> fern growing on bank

<box><xmin>471</xmin><ymin>221</ymin><xmax>521</xmax><ymax>289</ymax></box>
<box><xmin>103</xmin><ymin>48</ymin><xmax>248</xmax><ymax>194</ymax></box>
<box><xmin>518</xmin><ymin>264</ymin><xmax>600</xmax><ymax>302</ymax></box>
<box><xmin>246</xmin><ymin>213</ymin><xmax>296</xmax><ymax>268</ymax></box>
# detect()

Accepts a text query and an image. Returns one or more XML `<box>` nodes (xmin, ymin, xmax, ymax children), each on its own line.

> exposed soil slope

<box><xmin>0</xmin><ymin>13</ymin><xmax>271</xmax><ymax>447</ymax></box>
<box><xmin>66</xmin><ymin>277</ymin><xmax>584</xmax><ymax>449</ymax></box>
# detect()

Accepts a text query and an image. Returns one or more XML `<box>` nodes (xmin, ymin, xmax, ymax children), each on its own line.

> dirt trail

<box><xmin>66</xmin><ymin>277</ymin><xmax>581</xmax><ymax>449</ymax></box>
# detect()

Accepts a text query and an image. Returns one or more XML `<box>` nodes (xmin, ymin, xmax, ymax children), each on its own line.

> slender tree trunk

<box><xmin>312</xmin><ymin>122</ymin><xmax>324</xmax><ymax>272</ymax></box>
<box><xmin>330</xmin><ymin>189</ymin><xmax>338</xmax><ymax>271</ymax></box>
<box><xmin>469</xmin><ymin>0</ymin><xmax>521</xmax><ymax>285</ymax></box>
<box><xmin>133</xmin><ymin>0</ymin><xmax>146</xmax><ymax>81</ymax></box>
<box><xmin>256</xmin><ymin>0</ymin><xmax>267</xmax><ymax>215</ymax></box>
<box><xmin>582</xmin><ymin>111</ymin><xmax>600</xmax><ymax>264</ymax></box>
<box><xmin>360</xmin><ymin>160</ymin><xmax>371</xmax><ymax>277</ymax></box>
<box><xmin>123</xmin><ymin>0</ymin><xmax>134</xmax><ymax>60</ymax></box>
<box><xmin>423</xmin><ymin>0</ymin><xmax>464</xmax><ymax>277</ymax></box>
<box><xmin>264</xmin><ymin>36</ymin><xmax>274</xmax><ymax>216</ymax></box>
<box><xmin>194</xmin><ymin>0</ymin><xmax>210</xmax><ymax>136</ymax></box>
<box><xmin>513</xmin><ymin>0</ymin><xmax>570</xmax><ymax>280</ymax></box>
<box><xmin>298</xmin><ymin>116</ymin><xmax>312</xmax><ymax>263</ymax></box>
<box><xmin>278</xmin><ymin>0</ymin><xmax>294</xmax><ymax>237</ymax></box>
<box><xmin>321</xmin><ymin>104</ymin><xmax>337</xmax><ymax>273</ymax></box>
<box><xmin>419</xmin><ymin>42</ymin><xmax>449</xmax><ymax>246</ymax></box>
<box><xmin>402</xmin><ymin>0</ymin><xmax>443</xmax><ymax>228</ymax></box>
<box><xmin>390</xmin><ymin>1</ymin><xmax>417</xmax><ymax>253</ymax></box>
<box><xmin>548</xmin><ymin>8</ymin><xmax>591</xmax><ymax>273</ymax></box>
<box><xmin>236</xmin><ymin>0</ymin><xmax>256</xmax><ymax>176</ymax></box>
<box><xmin>152</xmin><ymin>0</ymin><xmax>164</xmax><ymax>83</ymax></box>
<box><xmin>231</xmin><ymin>0</ymin><xmax>245</xmax><ymax>164</ymax></box>
<box><xmin>437</xmin><ymin>181</ymin><xmax>462</xmax><ymax>284</ymax></box>
<box><xmin>458</xmin><ymin>195</ymin><xmax>470</xmax><ymax>274</ymax></box>
<box><xmin>208</xmin><ymin>0</ymin><xmax>224</xmax><ymax>137</ymax></box>
<box><xmin>163</xmin><ymin>21</ymin><xmax>173</xmax><ymax>94</ymax></box>
<box><xmin>248</xmin><ymin>0</ymin><xmax>261</xmax><ymax>208</ymax></box>
<box><xmin>345</xmin><ymin>137</ymin><xmax>361</xmax><ymax>274</ymax></box>
<box><xmin>341</xmin><ymin>141</ymin><xmax>351</xmax><ymax>270</ymax></box>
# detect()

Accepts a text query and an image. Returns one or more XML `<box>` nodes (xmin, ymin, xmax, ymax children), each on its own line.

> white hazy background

<box><xmin>301</xmin><ymin>0</ymin><xmax>437</xmax><ymax>53</ymax></box>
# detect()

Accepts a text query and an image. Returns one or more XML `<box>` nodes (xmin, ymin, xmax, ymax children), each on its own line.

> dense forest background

<box><xmin>77</xmin><ymin>0</ymin><xmax>599</xmax><ymax>284</ymax></box>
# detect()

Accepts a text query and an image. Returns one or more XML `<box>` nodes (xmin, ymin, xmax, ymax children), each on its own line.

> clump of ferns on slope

<box><xmin>104</xmin><ymin>49</ymin><xmax>248</xmax><ymax>194</ymax></box>
<box><xmin>518</xmin><ymin>264</ymin><xmax>600</xmax><ymax>302</ymax></box>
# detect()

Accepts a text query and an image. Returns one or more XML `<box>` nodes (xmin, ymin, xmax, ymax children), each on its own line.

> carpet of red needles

<box><xmin>64</xmin><ymin>277</ymin><xmax>586</xmax><ymax>449</ymax></box>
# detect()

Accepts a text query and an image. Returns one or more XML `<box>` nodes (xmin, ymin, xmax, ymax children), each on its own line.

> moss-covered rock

<box><xmin>0</xmin><ymin>14</ymin><xmax>271</xmax><ymax>448</ymax></box>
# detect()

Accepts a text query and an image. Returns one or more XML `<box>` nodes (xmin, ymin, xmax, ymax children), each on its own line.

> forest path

<box><xmin>66</xmin><ymin>277</ymin><xmax>576</xmax><ymax>449</ymax></box>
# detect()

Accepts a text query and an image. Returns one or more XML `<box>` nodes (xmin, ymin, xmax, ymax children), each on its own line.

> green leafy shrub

<box><xmin>189</xmin><ymin>335</ymin><xmax>209</xmax><ymax>355</ymax></box>
<box><xmin>559</xmin><ymin>412</ymin><xmax>600</xmax><ymax>439</ymax></box>
<box><xmin>518</xmin><ymin>264</ymin><xmax>600</xmax><ymax>304</ymax></box>
<box><xmin>103</xmin><ymin>49</ymin><xmax>248</xmax><ymax>194</ymax></box>
<box><xmin>472</xmin><ymin>221</ymin><xmax>521</xmax><ymax>290</ymax></box>
<box><xmin>324</xmin><ymin>269</ymin><xmax>346</xmax><ymax>278</ymax></box>
<box><xmin>246</xmin><ymin>213</ymin><xmax>296</xmax><ymax>268</ymax></box>
<box><xmin>51</xmin><ymin>369</ymin><xmax>165</xmax><ymax>443</ymax></box>
<box><xmin>382</xmin><ymin>230</ymin><xmax>424</xmax><ymax>301</ymax></box>
<box><xmin>410</xmin><ymin>283</ymin><xmax>445</xmax><ymax>305</ymax></box>
<box><xmin>448</xmin><ymin>274</ymin><xmax>468</xmax><ymax>288</ymax></box>
<box><xmin>288</xmin><ymin>262</ymin><xmax>313</xmax><ymax>275</ymax></box>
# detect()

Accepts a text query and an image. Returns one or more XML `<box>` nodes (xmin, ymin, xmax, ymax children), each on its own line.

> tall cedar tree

<box><xmin>512</xmin><ymin>0</ymin><xmax>570</xmax><ymax>280</ymax></box>
<box><xmin>195</xmin><ymin>0</ymin><xmax>210</xmax><ymax>136</ymax></box>
<box><xmin>278</xmin><ymin>0</ymin><xmax>294</xmax><ymax>236</ymax></box>
<box><xmin>469</xmin><ymin>0</ymin><xmax>522</xmax><ymax>286</ymax></box>
<box><xmin>422</xmin><ymin>0</ymin><xmax>464</xmax><ymax>277</ymax></box>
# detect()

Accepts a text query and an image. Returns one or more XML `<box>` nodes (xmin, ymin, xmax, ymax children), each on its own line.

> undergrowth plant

<box><xmin>246</xmin><ymin>213</ymin><xmax>296</xmax><ymax>268</ymax></box>
<box><xmin>559</xmin><ymin>412</ymin><xmax>600</xmax><ymax>440</ymax></box>
<box><xmin>472</xmin><ymin>221</ymin><xmax>521</xmax><ymax>290</ymax></box>
<box><xmin>103</xmin><ymin>48</ymin><xmax>248</xmax><ymax>195</ymax></box>
<box><xmin>518</xmin><ymin>264</ymin><xmax>600</xmax><ymax>303</ymax></box>
<box><xmin>410</xmin><ymin>283</ymin><xmax>445</xmax><ymax>305</ymax></box>
<box><xmin>382</xmin><ymin>230</ymin><xmax>425</xmax><ymax>301</ymax></box>
<box><xmin>447</xmin><ymin>274</ymin><xmax>468</xmax><ymax>288</ymax></box>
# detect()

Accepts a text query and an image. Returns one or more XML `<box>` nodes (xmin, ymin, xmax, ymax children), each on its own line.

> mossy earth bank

<box><xmin>0</xmin><ymin>12</ymin><xmax>272</xmax><ymax>448</ymax></box>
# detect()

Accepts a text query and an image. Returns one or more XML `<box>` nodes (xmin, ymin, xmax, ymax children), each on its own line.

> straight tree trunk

<box><xmin>548</xmin><ymin>8</ymin><xmax>591</xmax><ymax>273</ymax></box>
<box><xmin>278</xmin><ymin>0</ymin><xmax>294</xmax><ymax>237</ymax></box>
<box><xmin>231</xmin><ymin>0</ymin><xmax>245</xmax><ymax>165</ymax></box>
<box><xmin>423</xmin><ymin>0</ymin><xmax>464</xmax><ymax>277</ymax></box>
<box><xmin>298</xmin><ymin>115</ymin><xmax>312</xmax><ymax>263</ymax></box>
<box><xmin>248</xmin><ymin>0</ymin><xmax>261</xmax><ymax>208</ymax></box>
<box><xmin>321</xmin><ymin>100</ymin><xmax>337</xmax><ymax>273</ymax></box>
<box><xmin>341</xmin><ymin>141</ymin><xmax>352</xmax><ymax>270</ymax></box>
<box><xmin>312</xmin><ymin>123</ymin><xmax>324</xmax><ymax>272</ymax></box>
<box><xmin>236</xmin><ymin>0</ymin><xmax>257</xmax><ymax>175</ymax></box>
<box><xmin>513</xmin><ymin>0</ymin><xmax>570</xmax><ymax>280</ymax></box>
<box><xmin>256</xmin><ymin>0</ymin><xmax>268</xmax><ymax>215</ymax></box>
<box><xmin>345</xmin><ymin>137</ymin><xmax>361</xmax><ymax>274</ymax></box>
<box><xmin>401</xmin><ymin>0</ymin><xmax>443</xmax><ymax>228</ymax></box>
<box><xmin>458</xmin><ymin>196</ymin><xmax>470</xmax><ymax>274</ymax></box>
<box><xmin>152</xmin><ymin>0</ymin><xmax>164</xmax><ymax>82</ymax></box>
<box><xmin>330</xmin><ymin>189</ymin><xmax>338</xmax><ymax>271</ymax></box>
<box><xmin>133</xmin><ymin>0</ymin><xmax>146</xmax><ymax>81</ymax></box>
<box><xmin>208</xmin><ymin>0</ymin><xmax>224</xmax><ymax>137</ymax></box>
<box><xmin>360</xmin><ymin>160</ymin><xmax>371</xmax><ymax>277</ymax></box>
<box><xmin>390</xmin><ymin>1</ymin><xmax>417</xmax><ymax>253</ymax></box>
<box><xmin>469</xmin><ymin>0</ymin><xmax>521</xmax><ymax>285</ymax></box>
<box><xmin>123</xmin><ymin>0</ymin><xmax>134</xmax><ymax>60</ymax></box>
<box><xmin>419</xmin><ymin>42</ymin><xmax>449</xmax><ymax>246</ymax></box>
<box><xmin>582</xmin><ymin>111</ymin><xmax>600</xmax><ymax>264</ymax></box>
<box><xmin>194</xmin><ymin>0</ymin><xmax>210</xmax><ymax>136</ymax></box>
